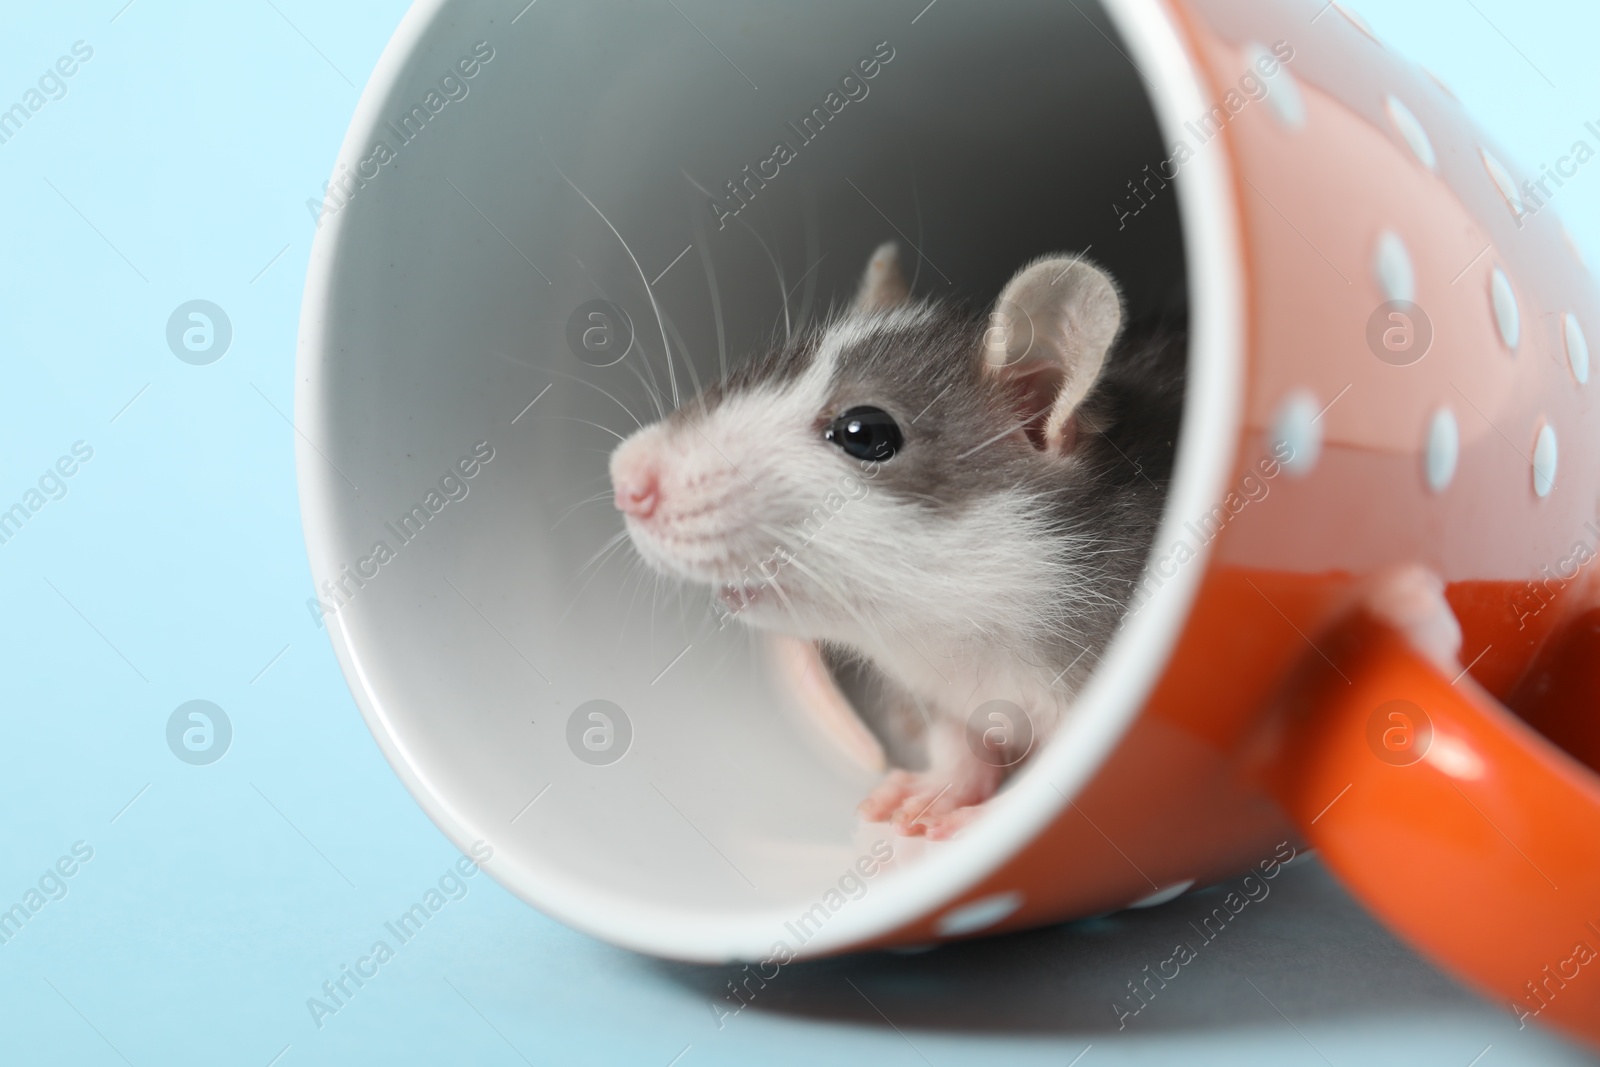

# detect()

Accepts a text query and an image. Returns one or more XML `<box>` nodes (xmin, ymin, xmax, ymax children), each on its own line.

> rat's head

<box><xmin>609</xmin><ymin>243</ymin><xmax>1124</xmax><ymax>644</ymax></box>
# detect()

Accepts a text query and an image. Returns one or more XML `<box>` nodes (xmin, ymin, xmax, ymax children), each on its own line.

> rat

<box><xmin>609</xmin><ymin>242</ymin><xmax>1187</xmax><ymax>838</ymax></box>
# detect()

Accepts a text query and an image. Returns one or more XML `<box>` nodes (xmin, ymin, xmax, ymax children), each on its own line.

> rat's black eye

<box><xmin>824</xmin><ymin>406</ymin><xmax>902</xmax><ymax>461</ymax></box>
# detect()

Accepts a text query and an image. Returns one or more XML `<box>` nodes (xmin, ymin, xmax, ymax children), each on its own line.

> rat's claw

<box><xmin>857</xmin><ymin>770</ymin><xmax>919</xmax><ymax>822</ymax></box>
<box><xmin>861</xmin><ymin>764</ymin><xmax>1003</xmax><ymax>837</ymax></box>
<box><xmin>917</xmin><ymin>804</ymin><xmax>989</xmax><ymax>841</ymax></box>
<box><xmin>889</xmin><ymin>783</ymin><xmax>962</xmax><ymax>833</ymax></box>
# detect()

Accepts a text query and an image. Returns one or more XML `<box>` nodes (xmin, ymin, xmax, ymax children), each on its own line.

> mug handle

<box><xmin>1268</xmin><ymin>604</ymin><xmax>1600</xmax><ymax>1050</ymax></box>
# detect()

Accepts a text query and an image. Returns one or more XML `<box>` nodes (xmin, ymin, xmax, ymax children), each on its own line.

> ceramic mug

<box><xmin>296</xmin><ymin>0</ymin><xmax>1600</xmax><ymax>1048</ymax></box>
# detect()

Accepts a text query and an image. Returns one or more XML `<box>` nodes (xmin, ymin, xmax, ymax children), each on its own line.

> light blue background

<box><xmin>1</xmin><ymin>1</ymin><xmax>1597</xmax><ymax>1064</ymax></box>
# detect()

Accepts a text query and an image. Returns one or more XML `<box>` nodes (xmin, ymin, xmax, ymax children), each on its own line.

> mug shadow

<box><xmin>648</xmin><ymin>856</ymin><xmax>1482</xmax><ymax>1037</ymax></box>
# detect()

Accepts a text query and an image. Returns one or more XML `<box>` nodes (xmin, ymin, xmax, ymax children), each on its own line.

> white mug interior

<box><xmin>296</xmin><ymin>0</ymin><xmax>1243</xmax><ymax>961</ymax></box>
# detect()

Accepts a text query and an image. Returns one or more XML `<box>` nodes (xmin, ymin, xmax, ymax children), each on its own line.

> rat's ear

<box><xmin>981</xmin><ymin>255</ymin><xmax>1122</xmax><ymax>457</ymax></box>
<box><xmin>854</xmin><ymin>241</ymin><xmax>909</xmax><ymax>313</ymax></box>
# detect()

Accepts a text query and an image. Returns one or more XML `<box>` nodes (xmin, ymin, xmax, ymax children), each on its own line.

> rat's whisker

<box><xmin>773</xmin><ymin>550</ymin><xmax>897</xmax><ymax>662</ymax></box>
<box><xmin>649</xmin><ymin>559</ymin><xmax>669</xmax><ymax>650</ymax></box>
<box><xmin>614</xmin><ymin>557</ymin><xmax>654</xmax><ymax>655</ymax></box>
<box><xmin>553</xmin><ymin>164</ymin><xmax>680</xmax><ymax>410</ymax></box>
<box><xmin>687</xmin><ymin>203</ymin><xmax>729</xmax><ymax>385</ymax></box>
<box><xmin>680</xmin><ymin>167</ymin><xmax>790</xmax><ymax>341</ymax></box>
<box><xmin>954</xmin><ymin>419</ymin><xmax>1032</xmax><ymax>461</ymax></box>
<box><xmin>745</xmin><ymin>218</ymin><xmax>792</xmax><ymax>342</ymax></box>
<box><xmin>574</xmin><ymin>528</ymin><xmax>630</xmax><ymax>579</ymax></box>
<box><xmin>559</xmin><ymin>248</ymin><xmax>670</xmax><ymax>419</ymax></box>
<box><xmin>794</xmin><ymin>186</ymin><xmax>824</xmax><ymax>331</ymax></box>
<box><xmin>658</xmin><ymin>307</ymin><xmax>705</xmax><ymax>404</ymax></box>
<box><xmin>905</xmin><ymin>149</ymin><xmax>926</xmax><ymax>294</ymax></box>
<box><xmin>758</xmin><ymin>569</ymin><xmax>801</xmax><ymax>620</ymax></box>
<box><xmin>542</xmin><ymin>366</ymin><xmax>646</xmax><ymax>430</ymax></box>
<box><xmin>521</xmin><ymin>414</ymin><xmax>628</xmax><ymax>443</ymax></box>
<box><xmin>550</xmin><ymin>490</ymin><xmax>616</xmax><ymax>531</ymax></box>
<box><xmin>620</xmin><ymin>358</ymin><xmax>668</xmax><ymax>421</ymax></box>
<box><xmin>557</xmin><ymin>528</ymin><xmax>633</xmax><ymax>624</ymax></box>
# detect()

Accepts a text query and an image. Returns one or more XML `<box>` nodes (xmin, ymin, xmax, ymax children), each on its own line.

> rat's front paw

<box><xmin>912</xmin><ymin>803</ymin><xmax>992</xmax><ymax>841</ymax></box>
<box><xmin>857</xmin><ymin>770</ymin><xmax>921</xmax><ymax>823</ymax></box>
<box><xmin>858</xmin><ymin>764</ymin><xmax>1003</xmax><ymax>839</ymax></box>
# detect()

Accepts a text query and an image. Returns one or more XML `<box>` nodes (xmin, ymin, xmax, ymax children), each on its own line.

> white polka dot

<box><xmin>1374</xmin><ymin>231</ymin><xmax>1415</xmax><ymax>303</ymax></box>
<box><xmin>1272</xmin><ymin>391</ymin><xmax>1323</xmax><ymax>478</ymax></box>
<box><xmin>1533</xmin><ymin>422</ymin><xmax>1558</xmax><ymax>498</ymax></box>
<box><xmin>1566</xmin><ymin>314</ymin><xmax>1589</xmax><ymax>385</ymax></box>
<box><xmin>935</xmin><ymin>891</ymin><xmax>1023</xmax><ymax>936</ymax></box>
<box><xmin>1127</xmin><ymin>880</ymin><xmax>1194</xmax><ymax>909</ymax></box>
<box><xmin>1385</xmin><ymin>96</ymin><xmax>1436</xmax><ymax>170</ymax></box>
<box><xmin>1425</xmin><ymin>408</ymin><xmax>1459</xmax><ymax>493</ymax></box>
<box><xmin>1422</xmin><ymin>66</ymin><xmax>1458</xmax><ymax>101</ymax></box>
<box><xmin>1245</xmin><ymin>42</ymin><xmax>1305</xmax><ymax>130</ymax></box>
<box><xmin>1481</xmin><ymin>149</ymin><xmax>1527</xmax><ymax>220</ymax></box>
<box><xmin>1490</xmin><ymin>267</ymin><xmax>1520</xmax><ymax>351</ymax></box>
<box><xmin>1562</xmin><ymin>224</ymin><xmax>1589</xmax><ymax>271</ymax></box>
<box><xmin>1335</xmin><ymin>3</ymin><xmax>1380</xmax><ymax>42</ymax></box>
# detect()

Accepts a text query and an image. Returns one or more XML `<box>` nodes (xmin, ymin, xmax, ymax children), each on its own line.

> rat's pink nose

<box><xmin>613</xmin><ymin>463</ymin><xmax>661</xmax><ymax>519</ymax></box>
